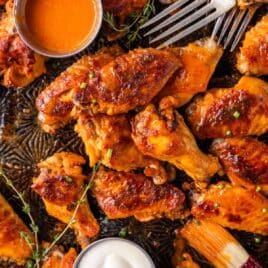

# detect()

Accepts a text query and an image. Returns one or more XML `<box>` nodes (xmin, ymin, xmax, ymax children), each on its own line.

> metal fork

<box><xmin>141</xmin><ymin>0</ymin><xmax>236</xmax><ymax>48</ymax></box>
<box><xmin>211</xmin><ymin>4</ymin><xmax>261</xmax><ymax>52</ymax></box>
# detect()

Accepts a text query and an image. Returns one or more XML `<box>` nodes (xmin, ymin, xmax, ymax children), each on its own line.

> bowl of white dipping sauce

<box><xmin>74</xmin><ymin>238</ymin><xmax>155</xmax><ymax>268</ymax></box>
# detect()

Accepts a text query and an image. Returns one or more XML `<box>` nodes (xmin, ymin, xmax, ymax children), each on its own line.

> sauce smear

<box><xmin>25</xmin><ymin>0</ymin><xmax>98</xmax><ymax>53</ymax></box>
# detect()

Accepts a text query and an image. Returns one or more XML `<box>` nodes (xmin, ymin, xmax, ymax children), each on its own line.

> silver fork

<box><xmin>211</xmin><ymin>4</ymin><xmax>261</xmax><ymax>52</ymax></box>
<box><xmin>141</xmin><ymin>0</ymin><xmax>236</xmax><ymax>48</ymax></box>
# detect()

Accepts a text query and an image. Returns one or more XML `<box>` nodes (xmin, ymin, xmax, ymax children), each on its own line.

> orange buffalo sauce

<box><xmin>25</xmin><ymin>0</ymin><xmax>98</xmax><ymax>53</ymax></box>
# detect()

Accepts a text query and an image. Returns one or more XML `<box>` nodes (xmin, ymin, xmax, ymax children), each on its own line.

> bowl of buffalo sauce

<box><xmin>14</xmin><ymin>0</ymin><xmax>103</xmax><ymax>58</ymax></box>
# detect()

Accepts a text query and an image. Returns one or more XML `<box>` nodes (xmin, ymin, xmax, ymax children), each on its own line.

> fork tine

<box><xmin>149</xmin><ymin>2</ymin><xmax>214</xmax><ymax>42</ymax></box>
<box><xmin>157</xmin><ymin>11</ymin><xmax>224</xmax><ymax>49</ymax></box>
<box><xmin>140</xmin><ymin>0</ymin><xmax>190</xmax><ymax>29</ymax></box>
<box><xmin>223</xmin><ymin>9</ymin><xmax>247</xmax><ymax>49</ymax></box>
<box><xmin>218</xmin><ymin>7</ymin><xmax>238</xmax><ymax>45</ymax></box>
<box><xmin>144</xmin><ymin>0</ymin><xmax>207</xmax><ymax>37</ymax></box>
<box><xmin>230</xmin><ymin>5</ymin><xmax>260</xmax><ymax>52</ymax></box>
<box><xmin>211</xmin><ymin>14</ymin><xmax>225</xmax><ymax>40</ymax></box>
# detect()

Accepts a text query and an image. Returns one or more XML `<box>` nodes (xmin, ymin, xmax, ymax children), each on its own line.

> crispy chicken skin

<box><xmin>186</xmin><ymin>76</ymin><xmax>268</xmax><ymax>139</ymax></box>
<box><xmin>0</xmin><ymin>194</ymin><xmax>33</xmax><ymax>265</ymax></box>
<box><xmin>36</xmin><ymin>47</ymin><xmax>122</xmax><ymax>133</ymax></box>
<box><xmin>32</xmin><ymin>152</ymin><xmax>100</xmax><ymax>248</ymax></box>
<box><xmin>42</xmin><ymin>247</ymin><xmax>77</xmax><ymax>268</ymax></box>
<box><xmin>73</xmin><ymin>48</ymin><xmax>181</xmax><ymax>115</ymax></box>
<box><xmin>75</xmin><ymin>110</ymin><xmax>168</xmax><ymax>184</ymax></box>
<box><xmin>192</xmin><ymin>182</ymin><xmax>268</xmax><ymax>235</ymax></box>
<box><xmin>238</xmin><ymin>0</ymin><xmax>268</xmax><ymax>7</ymax></box>
<box><xmin>211</xmin><ymin>137</ymin><xmax>268</xmax><ymax>195</ymax></box>
<box><xmin>92</xmin><ymin>169</ymin><xmax>186</xmax><ymax>221</ymax></box>
<box><xmin>0</xmin><ymin>0</ymin><xmax>46</xmax><ymax>88</ymax></box>
<box><xmin>131</xmin><ymin>104</ymin><xmax>221</xmax><ymax>188</ymax></box>
<box><xmin>157</xmin><ymin>39</ymin><xmax>223</xmax><ymax>109</ymax></box>
<box><xmin>237</xmin><ymin>14</ymin><xmax>268</xmax><ymax>76</ymax></box>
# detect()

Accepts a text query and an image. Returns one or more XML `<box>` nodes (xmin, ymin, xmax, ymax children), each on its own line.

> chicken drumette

<box><xmin>92</xmin><ymin>169</ymin><xmax>186</xmax><ymax>221</ymax></box>
<box><xmin>186</xmin><ymin>76</ymin><xmax>268</xmax><ymax>139</ymax></box>
<box><xmin>211</xmin><ymin>137</ymin><xmax>268</xmax><ymax>195</ymax></box>
<box><xmin>131</xmin><ymin>104</ymin><xmax>221</xmax><ymax>188</ymax></box>
<box><xmin>32</xmin><ymin>152</ymin><xmax>100</xmax><ymax>249</ymax></box>
<box><xmin>237</xmin><ymin>14</ymin><xmax>268</xmax><ymax>76</ymax></box>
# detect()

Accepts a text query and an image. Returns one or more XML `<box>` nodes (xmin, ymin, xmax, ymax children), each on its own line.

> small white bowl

<box><xmin>14</xmin><ymin>0</ymin><xmax>103</xmax><ymax>58</ymax></box>
<box><xmin>74</xmin><ymin>238</ymin><xmax>156</xmax><ymax>268</ymax></box>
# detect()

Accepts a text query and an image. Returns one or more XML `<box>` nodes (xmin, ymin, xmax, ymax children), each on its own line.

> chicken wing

<box><xmin>192</xmin><ymin>182</ymin><xmax>268</xmax><ymax>235</ymax></box>
<box><xmin>0</xmin><ymin>194</ymin><xmax>33</xmax><ymax>265</ymax></box>
<box><xmin>181</xmin><ymin>220</ymin><xmax>256</xmax><ymax>268</ymax></box>
<box><xmin>42</xmin><ymin>247</ymin><xmax>77</xmax><ymax>268</ymax></box>
<box><xmin>72</xmin><ymin>48</ymin><xmax>181</xmax><ymax>115</ymax></box>
<box><xmin>0</xmin><ymin>0</ymin><xmax>46</xmax><ymax>88</ymax></box>
<box><xmin>237</xmin><ymin>14</ymin><xmax>268</xmax><ymax>76</ymax></box>
<box><xmin>238</xmin><ymin>0</ymin><xmax>268</xmax><ymax>8</ymax></box>
<box><xmin>36</xmin><ymin>46</ymin><xmax>122</xmax><ymax>133</ymax></box>
<box><xmin>131</xmin><ymin>104</ymin><xmax>221</xmax><ymax>188</ymax></box>
<box><xmin>32</xmin><ymin>152</ymin><xmax>100</xmax><ymax>248</ymax></box>
<box><xmin>211</xmin><ymin>137</ymin><xmax>268</xmax><ymax>195</ymax></box>
<box><xmin>186</xmin><ymin>76</ymin><xmax>268</xmax><ymax>139</ymax></box>
<box><xmin>75</xmin><ymin>110</ymin><xmax>168</xmax><ymax>184</ymax></box>
<box><xmin>92</xmin><ymin>169</ymin><xmax>186</xmax><ymax>221</ymax></box>
<box><xmin>156</xmin><ymin>38</ymin><xmax>223</xmax><ymax>109</ymax></box>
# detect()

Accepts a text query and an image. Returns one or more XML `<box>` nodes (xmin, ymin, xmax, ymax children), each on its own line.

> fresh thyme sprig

<box><xmin>104</xmin><ymin>0</ymin><xmax>156</xmax><ymax>45</ymax></box>
<box><xmin>0</xmin><ymin>169</ymin><xmax>41</xmax><ymax>268</ymax></box>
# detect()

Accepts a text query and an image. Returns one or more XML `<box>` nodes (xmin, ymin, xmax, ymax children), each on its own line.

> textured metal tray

<box><xmin>0</xmin><ymin>3</ymin><xmax>268</xmax><ymax>267</ymax></box>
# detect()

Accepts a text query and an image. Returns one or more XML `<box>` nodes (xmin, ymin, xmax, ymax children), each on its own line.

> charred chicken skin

<box><xmin>192</xmin><ymin>182</ymin><xmax>268</xmax><ymax>235</ymax></box>
<box><xmin>131</xmin><ymin>104</ymin><xmax>221</xmax><ymax>188</ymax></box>
<box><xmin>73</xmin><ymin>48</ymin><xmax>181</xmax><ymax>115</ymax></box>
<box><xmin>75</xmin><ymin>110</ymin><xmax>168</xmax><ymax>184</ymax></box>
<box><xmin>186</xmin><ymin>76</ymin><xmax>268</xmax><ymax>139</ymax></box>
<box><xmin>92</xmin><ymin>169</ymin><xmax>186</xmax><ymax>222</ymax></box>
<box><xmin>237</xmin><ymin>14</ymin><xmax>268</xmax><ymax>76</ymax></box>
<box><xmin>32</xmin><ymin>152</ymin><xmax>100</xmax><ymax>248</ymax></box>
<box><xmin>0</xmin><ymin>194</ymin><xmax>33</xmax><ymax>265</ymax></box>
<box><xmin>211</xmin><ymin>137</ymin><xmax>268</xmax><ymax>195</ymax></box>
<box><xmin>157</xmin><ymin>38</ymin><xmax>223</xmax><ymax>109</ymax></box>
<box><xmin>0</xmin><ymin>0</ymin><xmax>46</xmax><ymax>88</ymax></box>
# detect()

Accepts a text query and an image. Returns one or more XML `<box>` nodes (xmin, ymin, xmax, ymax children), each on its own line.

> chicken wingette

<box><xmin>32</xmin><ymin>152</ymin><xmax>100</xmax><ymax>249</ymax></box>
<box><xmin>211</xmin><ymin>137</ymin><xmax>268</xmax><ymax>195</ymax></box>
<box><xmin>73</xmin><ymin>48</ymin><xmax>181</xmax><ymax>115</ymax></box>
<box><xmin>131</xmin><ymin>104</ymin><xmax>221</xmax><ymax>188</ymax></box>
<box><xmin>0</xmin><ymin>0</ymin><xmax>46</xmax><ymax>88</ymax></box>
<box><xmin>0</xmin><ymin>194</ymin><xmax>33</xmax><ymax>265</ymax></box>
<box><xmin>186</xmin><ymin>76</ymin><xmax>268</xmax><ymax>139</ymax></box>
<box><xmin>237</xmin><ymin>14</ymin><xmax>268</xmax><ymax>76</ymax></box>
<box><xmin>75</xmin><ymin>110</ymin><xmax>168</xmax><ymax>184</ymax></box>
<box><xmin>192</xmin><ymin>182</ymin><xmax>268</xmax><ymax>235</ymax></box>
<box><xmin>92</xmin><ymin>169</ymin><xmax>186</xmax><ymax>221</ymax></box>
<box><xmin>156</xmin><ymin>38</ymin><xmax>223</xmax><ymax>109</ymax></box>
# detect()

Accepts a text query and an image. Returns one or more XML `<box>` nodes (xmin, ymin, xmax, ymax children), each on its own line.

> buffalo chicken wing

<box><xmin>32</xmin><ymin>152</ymin><xmax>100</xmax><ymax>248</ymax></box>
<box><xmin>186</xmin><ymin>76</ymin><xmax>268</xmax><ymax>139</ymax></box>
<box><xmin>92</xmin><ymin>169</ymin><xmax>186</xmax><ymax>221</ymax></box>
<box><xmin>131</xmin><ymin>104</ymin><xmax>221</xmax><ymax>188</ymax></box>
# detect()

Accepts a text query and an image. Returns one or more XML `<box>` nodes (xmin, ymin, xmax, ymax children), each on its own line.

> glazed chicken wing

<box><xmin>131</xmin><ymin>104</ymin><xmax>221</xmax><ymax>188</ymax></box>
<box><xmin>237</xmin><ymin>14</ymin><xmax>268</xmax><ymax>76</ymax></box>
<box><xmin>72</xmin><ymin>48</ymin><xmax>181</xmax><ymax>115</ymax></box>
<box><xmin>0</xmin><ymin>0</ymin><xmax>46</xmax><ymax>88</ymax></box>
<box><xmin>32</xmin><ymin>152</ymin><xmax>100</xmax><ymax>249</ymax></box>
<box><xmin>36</xmin><ymin>47</ymin><xmax>122</xmax><ymax>133</ymax></box>
<box><xmin>0</xmin><ymin>194</ymin><xmax>33</xmax><ymax>265</ymax></box>
<box><xmin>238</xmin><ymin>0</ymin><xmax>268</xmax><ymax>7</ymax></box>
<box><xmin>186</xmin><ymin>76</ymin><xmax>268</xmax><ymax>139</ymax></box>
<box><xmin>75</xmin><ymin>110</ymin><xmax>168</xmax><ymax>184</ymax></box>
<box><xmin>192</xmin><ymin>182</ymin><xmax>268</xmax><ymax>235</ymax></box>
<box><xmin>92</xmin><ymin>169</ymin><xmax>186</xmax><ymax>221</ymax></box>
<box><xmin>211</xmin><ymin>137</ymin><xmax>268</xmax><ymax>195</ymax></box>
<box><xmin>156</xmin><ymin>39</ymin><xmax>223</xmax><ymax>109</ymax></box>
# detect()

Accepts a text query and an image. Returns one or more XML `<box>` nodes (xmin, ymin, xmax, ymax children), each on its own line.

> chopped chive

<box><xmin>254</xmin><ymin>237</ymin><xmax>261</xmax><ymax>244</ymax></box>
<box><xmin>91</xmin><ymin>99</ymin><xmax>97</xmax><ymax>104</ymax></box>
<box><xmin>214</xmin><ymin>202</ymin><xmax>220</xmax><ymax>208</ymax></box>
<box><xmin>233</xmin><ymin>111</ymin><xmax>240</xmax><ymax>119</ymax></box>
<box><xmin>178</xmin><ymin>256</ymin><xmax>185</xmax><ymax>262</ymax></box>
<box><xmin>52</xmin><ymin>62</ymin><xmax>60</xmax><ymax>69</ymax></box>
<box><xmin>80</xmin><ymin>82</ymin><xmax>87</xmax><ymax>89</ymax></box>
<box><xmin>262</xmin><ymin>208</ymin><xmax>267</xmax><ymax>213</ymax></box>
<box><xmin>119</xmin><ymin>227</ymin><xmax>127</xmax><ymax>237</ymax></box>
<box><xmin>65</xmin><ymin>176</ymin><xmax>73</xmax><ymax>183</ymax></box>
<box><xmin>106</xmin><ymin>148</ymin><xmax>113</xmax><ymax>159</ymax></box>
<box><xmin>89</xmin><ymin>72</ymin><xmax>95</xmax><ymax>79</ymax></box>
<box><xmin>218</xmin><ymin>184</ymin><xmax>225</xmax><ymax>190</ymax></box>
<box><xmin>193</xmin><ymin>219</ymin><xmax>201</xmax><ymax>226</ymax></box>
<box><xmin>226</xmin><ymin>184</ymin><xmax>233</xmax><ymax>189</ymax></box>
<box><xmin>256</xmin><ymin>186</ymin><xmax>261</xmax><ymax>192</ymax></box>
<box><xmin>226</xmin><ymin>130</ymin><xmax>232</xmax><ymax>136</ymax></box>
